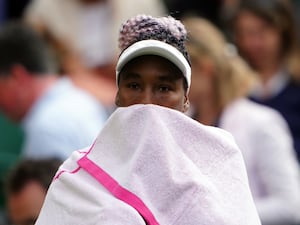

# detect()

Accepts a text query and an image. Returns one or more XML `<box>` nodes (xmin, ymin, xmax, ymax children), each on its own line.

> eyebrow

<box><xmin>121</xmin><ymin>72</ymin><xmax>181</xmax><ymax>83</ymax></box>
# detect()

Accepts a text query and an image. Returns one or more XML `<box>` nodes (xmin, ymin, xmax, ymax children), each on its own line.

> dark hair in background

<box><xmin>230</xmin><ymin>0</ymin><xmax>298</xmax><ymax>57</ymax></box>
<box><xmin>0</xmin><ymin>21</ymin><xmax>56</xmax><ymax>76</ymax></box>
<box><xmin>164</xmin><ymin>0</ymin><xmax>223</xmax><ymax>28</ymax></box>
<box><xmin>228</xmin><ymin>0</ymin><xmax>300</xmax><ymax>79</ymax></box>
<box><xmin>5</xmin><ymin>158</ymin><xmax>62</xmax><ymax>195</ymax></box>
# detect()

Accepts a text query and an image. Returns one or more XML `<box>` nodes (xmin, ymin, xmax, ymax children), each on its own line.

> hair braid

<box><xmin>119</xmin><ymin>14</ymin><xmax>190</xmax><ymax>63</ymax></box>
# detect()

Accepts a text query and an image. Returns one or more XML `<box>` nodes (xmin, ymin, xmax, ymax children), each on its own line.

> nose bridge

<box><xmin>140</xmin><ymin>86</ymin><xmax>154</xmax><ymax>104</ymax></box>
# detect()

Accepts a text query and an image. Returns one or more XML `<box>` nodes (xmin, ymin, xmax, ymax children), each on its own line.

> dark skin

<box><xmin>116</xmin><ymin>55</ymin><xmax>189</xmax><ymax>112</ymax></box>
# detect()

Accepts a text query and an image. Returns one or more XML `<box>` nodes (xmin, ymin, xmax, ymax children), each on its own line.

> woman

<box><xmin>185</xmin><ymin>16</ymin><xmax>300</xmax><ymax>225</ymax></box>
<box><xmin>34</xmin><ymin>15</ymin><xmax>261</xmax><ymax>225</ymax></box>
<box><xmin>230</xmin><ymin>0</ymin><xmax>300</xmax><ymax>162</ymax></box>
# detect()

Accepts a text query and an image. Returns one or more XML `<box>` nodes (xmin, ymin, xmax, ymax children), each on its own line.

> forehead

<box><xmin>236</xmin><ymin>10</ymin><xmax>273</xmax><ymax>28</ymax></box>
<box><xmin>119</xmin><ymin>55</ymin><xmax>184</xmax><ymax>80</ymax></box>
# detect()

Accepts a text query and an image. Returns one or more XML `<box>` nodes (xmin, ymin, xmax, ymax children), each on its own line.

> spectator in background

<box><xmin>5</xmin><ymin>158</ymin><xmax>62</xmax><ymax>225</ymax></box>
<box><xmin>23</xmin><ymin>0</ymin><xmax>167</xmax><ymax>108</ymax></box>
<box><xmin>34</xmin><ymin>14</ymin><xmax>261</xmax><ymax>225</ymax></box>
<box><xmin>0</xmin><ymin>0</ymin><xmax>32</xmax><ymax>216</ymax></box>
<box><xmin>0</xmin><ymin>22</ymin><xmax>108</xmax><ymax>160</ymax></box>
<box><xmin>229</xmin><ymin>0</ymin><xmax>300</xmax><ymax>162</ymax></box>
<box><xmin>164</xmin><ymin>0</ymin><xmax>223</xmax><ymax>27</ymax></box>
<box><xmin>185</xmin><ymin>16</ymin><xmax>300</xmax><ymax>225</ymax></box>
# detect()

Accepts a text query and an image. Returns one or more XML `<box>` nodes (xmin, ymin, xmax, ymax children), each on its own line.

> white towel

<box><xmin>35</xmin><ymin>104</ymin><xmax>261</xmax><ymax>225</ymax></box>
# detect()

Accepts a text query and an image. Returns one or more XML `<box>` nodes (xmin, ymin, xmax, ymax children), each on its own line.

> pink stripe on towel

<box><xmin>77</xmin><ymin>155</ymin><xmax>159</xmax><ymax>225</ymax></box>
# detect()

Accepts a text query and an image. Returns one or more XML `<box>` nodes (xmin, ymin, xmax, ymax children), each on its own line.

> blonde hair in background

<box><xmin>184</xmin><ymin>17</ymin><xmax>258</xmax><ymax>110</ymax></box>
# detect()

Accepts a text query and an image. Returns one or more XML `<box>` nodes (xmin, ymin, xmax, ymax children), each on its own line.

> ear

<box><xmin>183</xmin><ymin>95</ymin><xmax>190</xmax><ymax>113</ymax></box>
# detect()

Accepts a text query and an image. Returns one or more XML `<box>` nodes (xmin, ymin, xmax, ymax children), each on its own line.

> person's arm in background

<box><xmin>254</xmin><ymin>110</ymin><xmax>300</xmax><ymax>225</ymax></box>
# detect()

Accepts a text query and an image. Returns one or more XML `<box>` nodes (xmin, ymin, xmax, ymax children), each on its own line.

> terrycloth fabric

<box><xmin>35</xmin><ymin>104</ymin><xmax>261</xmax><ymax>225</ymax></box>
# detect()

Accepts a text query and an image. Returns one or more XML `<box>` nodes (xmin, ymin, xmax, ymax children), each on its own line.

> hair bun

<box><xmin>118</xmin><ymin>14</ymin><xmax>188</xmax><ymax>53</ymax></box>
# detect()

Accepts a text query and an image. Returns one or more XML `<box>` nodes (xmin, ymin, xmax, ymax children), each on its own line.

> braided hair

<box><xmin>118</xmin><ymin>14</ymin><xmax>190</xmax><ymax>64</ymax></box>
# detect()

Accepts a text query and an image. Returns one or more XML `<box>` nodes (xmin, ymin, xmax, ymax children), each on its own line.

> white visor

<box><xmin>116</xmin><ymin>40</ymin><xmax>191</xmax><ymax>92</ymax></box>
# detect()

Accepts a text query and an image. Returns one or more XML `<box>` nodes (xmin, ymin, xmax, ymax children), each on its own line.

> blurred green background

<box><xmin>0</xmin><ymin>113</ymin><xmax>23</xmax><ymax>210</ymax></box>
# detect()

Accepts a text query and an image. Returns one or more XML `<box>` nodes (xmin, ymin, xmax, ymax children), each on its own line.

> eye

<box><xmin>126</xmin><ymin>82</ymin><xmax>140</xmax><ymax>90</ymax></box>
<box><xmin>158</xmin><ymin>85</ymin><xmax>172</xmax><ymax>92</ymax></box>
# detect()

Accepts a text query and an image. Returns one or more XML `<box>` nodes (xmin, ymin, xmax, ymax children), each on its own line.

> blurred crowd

<box><xmin>0</xmin><ymin>0</ymin><xmax>300</xmax><ymax>225</ymax></box>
